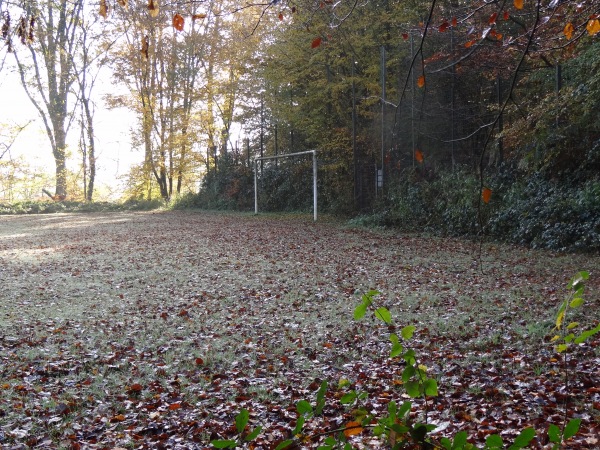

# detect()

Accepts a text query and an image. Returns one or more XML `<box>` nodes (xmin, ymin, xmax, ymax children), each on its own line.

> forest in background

<box><xmin>0</xmin><ymin>0</ymin><xmax>599</xmax><ymax>250</ymax></box>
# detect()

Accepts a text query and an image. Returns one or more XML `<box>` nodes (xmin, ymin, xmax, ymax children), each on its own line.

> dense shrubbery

<box><xmin>355</xmin><ymin>166</ymin><xmax>600</xmax><ymax>252</ymax></box>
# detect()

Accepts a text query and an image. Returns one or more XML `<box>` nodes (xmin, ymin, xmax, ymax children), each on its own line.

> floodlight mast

<box><xmin>253</xmin><ymin>150</ymin><xmax>318</xmax><ymax>221</ymax></box>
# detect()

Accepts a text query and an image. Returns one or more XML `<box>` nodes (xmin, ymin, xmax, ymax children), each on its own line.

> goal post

<box><xmin>254</xmin><ymin>150</ymin><xmax>318</xmax><ymax>221</ymax></box>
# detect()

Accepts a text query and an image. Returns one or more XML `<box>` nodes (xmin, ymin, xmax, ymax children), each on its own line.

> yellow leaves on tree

<box><xmin>148</xmin><ymin>0</ymin><xmax>159</xmax><ymax>18</ymax></box>
<box><xmin>172</xmin><ymin>13</ymin><xmax>184</xmax><ymax>31</ymax></box>
<box><xmin>99</xmin><ymin>0</ymin><xmax>108</xmax><ymax>18</ymax></box>
<box><xmin>415</xmin><ymin>150</ymin><xmax>424</xmax><ymax>163</ymax></box>
<box><xmin>417</xmin><ymin>75</ymin><xmax>425</xmax><ymax>88</ymax></box>
<box><xmin>564</xmin><ymin>22</ymin><xmax>574</xmax><ymax>39</ymax></box>
<box><xmin>343</xmin><ymin>421</ymin><xmax>363</xmax><ymax>438</ymax></box>
<box><xmin>482</xmin><ymin>187</ymin><xmax>492</xmax><ymax>204</ymax></box>
<box><xmin>514</xmin><ymin>0</ymin><xmax>524</xmax><ymax>10</ymax></box>
<box><xmin>587</xmin><ymin>19</ymin><xmax>600</xmax><ymax>36</ymax></box>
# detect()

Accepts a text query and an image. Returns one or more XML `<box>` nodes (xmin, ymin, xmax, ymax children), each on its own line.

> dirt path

<box><xmin>0</xmin><ymin>211</ymin><xmax>598</xmax><ymax>449</ymax></box>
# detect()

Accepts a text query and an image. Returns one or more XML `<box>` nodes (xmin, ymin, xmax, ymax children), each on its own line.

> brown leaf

<box><xmin>148</xmin><ymin>0</ymin><xmax>159</xmax><ymax>18</ymax></box>
<box><xmin>99</xmin><ymin>0</ymin><xmax>108</xmax><ymax>19</ymax></box>
<box><xmin>140</xmin><ymin>35</ymin><xmax>149</xmax><ymax>60</ymax></box>
<box><xmin>172</xmin><ymin>13</ymin><xmax>184</xmax><ymax>31</ymax></box>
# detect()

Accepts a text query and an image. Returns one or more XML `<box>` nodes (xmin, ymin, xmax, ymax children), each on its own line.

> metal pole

<box><xmin>381</xmin><ymin>46</ymin><xmax>386</xmax><ymax>192</ymax></box>
<box><xmin>313</xmin><ymin>150</ymin><xmax>317</xmax><ymax>222</ymax></box>
<box><xmin>254</xmin><ymin>159</ymin><xmax>258</xmax><ymax>215</ymax></box>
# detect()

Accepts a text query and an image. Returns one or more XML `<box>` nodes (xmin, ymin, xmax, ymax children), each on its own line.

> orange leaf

<box><xmin>587</xmin><ymin>19</ymin><xmax>600</xmax><ymax>36</ymax></box>
<box><xmin>415</xmin><ymin>150</ymin><xmax>424</xmax><ymax>163</ymax></box>
<box><xmin>452</xmin><ymin>17</ymin><xmax>457</xmax><ymax>27</ymax></box>
<box><xmin>344</xmin><ymin>421</ymin><xmax>363</xmax><ymax>438</ymax></box>
<box><xmin>169</xmin><ymin>403</ymin><xmax>181</xmax><ymax>410</ymax></box>
<box><xmin>112</xmin><ymin>414</ymin><xmax>126</xmax><ymax>422</ymax></box>
<box><xmin>417</xmin><ymin>75</ymin><xmax>425</xmax><ymax>88</ymax></box>
<box><xmin>192</xmin><ymin>13</ymin><xmax>206</xmax><ymax>20</ymax></box>
<box><xmin>439</xmin><ymin>21</ymin><xmax>449</xmax><ymax>32</ymax></box>
<box><xmin>140</xmin><ymin>35</ymin><xmax>149</xmax><ymax>60</ymax></box>
<box><xmin>99</xmin><ymin>0</ymin><xmax>108</xmax><ymax>18</ymax></box>
<box><xmin>311</xmin><ymin>37</ymin><xmax>322</xmax><ymax>48</ymax></box>
<box><xmin>278</xmin><ymin>12</ymin><xmax>283</xmax><ymax>20</ymax></box>
<box><xmin>172</xmin><ymin>13</ymin><xmax>184</xmax><ymax>31</ymax></box>
<box><xmin>195</xmin><ymin>357</ymin><xmax>204</xmax><ymax>365</ymax></box>
<box><xmin>514</xmin><ymin>0</ymin><xmax>523</xmax><ymax>10</ymax></box>
<box><xmin>564</xmin><ymin>22</ymin><xmax>574</xmax><ymax>39</ymax></box>
<box><xmin>488</xmin><ymin>13</ymin><xmax>498</xmax><ymax>25</ymax></box>
<box><xmin>465</xmin><ymin>39</ymin><xmax>476</xmax><ymax>48</ymax></box>
<box><xmin>482</xmin><ymin>187</ymin><xmax>492</xmax><ymax>203</ymax></box>
<box><xmin>503</xmin><ymin>11</ymin><xmax>510</xmax><ymax>20</ymax></box>
<box><xmin>117</xmin><ymin>0</ymin><xmax>128</xmax><ymax>7</ymax></box>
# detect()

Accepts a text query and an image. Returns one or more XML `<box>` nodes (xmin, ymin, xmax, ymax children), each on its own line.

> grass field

<box><xmin>0</xmin><ymin>211</ymin><xmax>598</xmax><ymax>449</ymax></box>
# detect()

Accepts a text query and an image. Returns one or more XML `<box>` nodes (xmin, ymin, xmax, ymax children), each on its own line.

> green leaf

<box><xmin>375</xmin><ymin>307</ymin><xmax>392</xmax><ymax>324</ymax></box>
<box><xmin>440</xmin><ymin>437</ymin><xmax>452</xmax><ymax>450</ymax></box>
<box><xmin>391</xmin><ymin>341</ymin><xmax>403</xmax><ymax>358</ymax></box>
<box><xmin>485</xmin><ymin>434</ymin><xmax>503</xmax><ymax>449</ymax></box>
<box><xmin>556</xmin><ymin>343</ymin><xmax>568</xmax><ymax>353</ymax></box>
<box><xmin>388</xmin><ymin>400</ymin><xmax>397</xmax><ymax>420</ymax></box>
<box><xmin>340</xmin><ymin>391</ymin><xmax>357</xmax><ymax>404</ymax></box>
<box><xmin>390</xmin><ymin>423</ymin><xmax>410</xmax><ymax>434</ymax></box>
<box><xmin>508</xmin><ymin>427</ymin><xmax>536</xmax><ymax>449</ymax></box>
<box><xmin>398</xmin><ymin>401</ymin><xmax>412</xmax><ymax>417</ymax></box>
<box><xmin>452</xmin><ymin>430</ymin><xmax>468</xmax><ymax>449</ymax></box>
<box><xmin>570</xmin><ymin>297</ymin><xmax>584</xmax><ymax>308</ymax></box>
<box><xmin>245</xmin><ymin>426</ymin><xmax>262</xmax><ymax>441</ymax></box>
<box><xmin>324</xmin><ymin>436</ymin><xmax>337</xmax><ymax>445</ymax></box>
<box><xmin>402</xmin><ymin>365</ymin><xmax>416</xmax><ymax>382</ymax></box>
<box><xmin>338</xmin><ymin>378</ymin><xmax>351</xmax><ymax>388</ymax></box>
<box><xmin>403</xmin><ymin>349</ymin><xmax>416</xmax><ymax>365</ymax></box>
<box><xmin>423</xmin><ymin>378</ymin><xmax>438</xmax><ymax>396</ymax></box>
<box><xmin>563</xmin><ymin>418</ymin><xmax>581</xmax><ymax>440</ymax></box>
<box><xmin>547</xmin><ymin>424</ymin><xmax>561</xmax><ymax>443</ymax></box>
<box><xmin>569</xmin><ymin>271</ymin><xmax>589</xmax><ymax>289</ymax></box>
<box><xmin>235</xmin><ymin>408</ymin><xmax>249</xmax><ymax>434</ymax></box>
<box><xmin>211</xmin><ymin>440</ymin><xmax>237</xmax><ymax>449</ymax></box>
<box><xmin>566</xmin><ymin>321</ymin><xmax>579</xmax><ymax>329</ymax></box>
<box><xmin>297</xmin><ymin>400</ymin><xmax>313</xmax><ymax>416</ymax></box>
<box><xmin>275</xmin><ymin>439</ymin><xmax>294</xmax><ymax>450</ymax></box>
<box><xmin>574</xmin><ymin>323</ymin><xmax>600</xmax><ymax>344</ymax></box>
<box><xmin>405</xmin><ymin>381</ymin><xmax>421</xmax><ymax>398</ymax></box>
<box><xmin>354</xmin><ymin>302</ymin><xmax>368</xmax><ymax>320</ymax></box>
<box><xmin>401</xmin><ymin>325</ymin><xmax>416</xmax><ymax>339</ymax></box>
<box><xmin>315</xmin><ymin>380</ymin><xmax>327</xmax><ymax>414</ymax></box>
<box><xmin>293</xmin><ymin>415</ymin><xmax>305</xmax><ymax>435</ymax></box>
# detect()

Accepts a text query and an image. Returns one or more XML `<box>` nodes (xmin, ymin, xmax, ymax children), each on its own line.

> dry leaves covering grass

<box><xmin>0</xmin><ymin>211</ymin><xmax>598</xmax><ymax>449</ymax></box>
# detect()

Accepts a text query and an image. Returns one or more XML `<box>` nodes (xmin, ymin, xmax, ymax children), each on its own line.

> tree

<box><xmin>11</xmin><ymin>0</ymin><xmax>87</xmax><ymax>199</ymax></box>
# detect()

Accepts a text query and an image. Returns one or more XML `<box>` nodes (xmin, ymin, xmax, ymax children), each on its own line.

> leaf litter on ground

<box><xmin>0</xmin><ymin>211</ymin><xmax>598</xmax><ymax>449</ymax></box>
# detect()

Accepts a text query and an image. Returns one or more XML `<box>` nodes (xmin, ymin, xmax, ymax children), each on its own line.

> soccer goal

<box><xmin>253</xmin><ymin>150</ymin><xmax>318</xmax><ymax>221</ymax></box>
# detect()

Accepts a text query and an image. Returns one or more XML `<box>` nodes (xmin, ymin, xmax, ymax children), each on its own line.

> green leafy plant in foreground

<box><xmin>547</xmin><ymin>271</ymin><xmax>599</xmax><ymax>450</ymax></box>
<box><xmin>210</xmin><ymin>408</ymin><xmax>262</xmax><ymax>448</ymax></box>
<box><xmin>213</xmin><ymin>273</ymin><xmax>596</xmax><ymax>449</ymax></box>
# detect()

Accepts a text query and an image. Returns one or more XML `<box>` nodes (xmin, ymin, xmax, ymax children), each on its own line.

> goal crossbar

<box><xmin>254</xmin><ymin>150</ymin><xmax>318</xmax><ymax>221</ymax></box>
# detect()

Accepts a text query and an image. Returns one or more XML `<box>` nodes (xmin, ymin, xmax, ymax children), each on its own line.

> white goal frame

<box><xmin>254</xmin><ymin>150</ymin><xmax>318</xmax><ymax>221</ymax></box>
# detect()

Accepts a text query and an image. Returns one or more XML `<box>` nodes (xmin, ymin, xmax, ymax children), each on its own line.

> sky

<box><xmin>0</xmin><ymin>65</ymin><xmax>142</xmax><ymax>201</ymax></box>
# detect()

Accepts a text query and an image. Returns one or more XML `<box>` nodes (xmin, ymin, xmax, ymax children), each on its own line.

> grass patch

<box><xmin>0</xmin><ymin>211</ymin><xmax>598</xmax><ymax>448</ymax></box>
